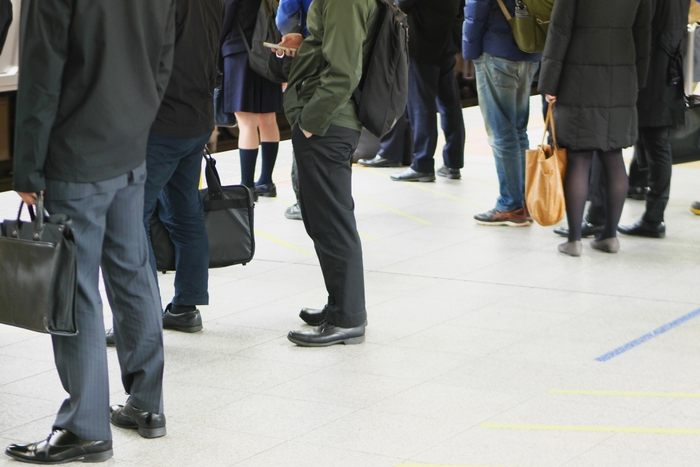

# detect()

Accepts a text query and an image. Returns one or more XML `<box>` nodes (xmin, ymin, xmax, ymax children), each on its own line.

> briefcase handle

<box><xmin>202</xmin><ymin>148</ymin><xmax>224</xmax><ymax>200</ymax></box>
<box><xmin>11</xmin><ymin>193</ymin><xmax>46</xmax><ymax>240</ymax></box>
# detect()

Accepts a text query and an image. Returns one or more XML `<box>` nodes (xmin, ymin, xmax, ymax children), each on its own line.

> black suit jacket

<box><xmin>13</xmin><ymin>0</ymin><xmax>176</xmax><ymax>191</ymax></box>
<box><xmin>396</xmin><ymin>0</ymin><xmax>463</xmax><ymax>65</ymax></box>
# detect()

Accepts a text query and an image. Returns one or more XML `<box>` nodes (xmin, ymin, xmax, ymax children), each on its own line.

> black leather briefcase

<box><xmin>0</xmin><ymin>196</ymin><xmax>78</xmax><ymax>335</ymax></box>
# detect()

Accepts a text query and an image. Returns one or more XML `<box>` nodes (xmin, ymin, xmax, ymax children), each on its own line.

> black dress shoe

<box><xmin>106</xmin><ymin>328</ymin><xmax>115</xmax><ymax>347</ymax></box>
<box><xmin>162</xmin><ymin>303</ymin><xmax>203</xmax><ymax>332</ymax></box>
<box><xmin>553</xmin><ymin>221</ymin><xmax>604</xmax><ymax>238</ymax></box>
<box><xmin>390</xmin><ymin>167</ymin><xmax>435</xmax><ymax>182</ymax></box>
<box><xmin>617</xmin><ymin>219</ymin><xmax>666</xmax><ymax>238</ymax></box>
<box><xmin>299</xmin><ymin>306</ymin><xmax>327</xmax><ymax>326</ymax></box>
<box><xmin>5</xmin><ymin>429</ymin><xmax>113</xmax><ymax>464</ymax></box>
<box><xmin>358</xmin><ymin>155</ymin><xmax>401</xmax><ymax>167</ymax></box>
<box><xmin>627</xmin><ymin>186</ymin><xmax>649</xmax><ymax>200</ymax></box>
<box><xmin>110</xmin><ymin>399</ymin><xmax>166</xmax><ymax>438</ymax></box>
<box><xmin>287</xmin><ymin>322</ymin><xmax>365</xmax><ymax>347</ymax></box>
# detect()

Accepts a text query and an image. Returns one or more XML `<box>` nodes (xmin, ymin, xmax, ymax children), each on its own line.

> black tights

<box><xmin>565</xmin><ymin>149</ymin><xmax>628</xmax><ymax>242</ymax></box>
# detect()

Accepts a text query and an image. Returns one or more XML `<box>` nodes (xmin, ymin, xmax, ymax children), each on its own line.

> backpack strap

<box><xmin>236</xmin><ymin>19</ymin><xmax>252</xmax><ymax>54</ymax></box>
<box><xmin>495</xmin><ymin>0</ymin><xmax>512</xmax><ymax>21</ymax></box>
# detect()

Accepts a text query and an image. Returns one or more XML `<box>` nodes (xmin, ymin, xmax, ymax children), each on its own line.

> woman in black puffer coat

<box><xmin>538</xmin><ymin>0</ymin><xmax>652</xmax><ymax>256</ymax></box>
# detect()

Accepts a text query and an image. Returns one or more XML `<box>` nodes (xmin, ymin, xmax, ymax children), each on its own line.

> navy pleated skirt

<box><xmin>223</xmin><ymin>52</ymin><xmax>283</xmax><ymax>114</ymax></box>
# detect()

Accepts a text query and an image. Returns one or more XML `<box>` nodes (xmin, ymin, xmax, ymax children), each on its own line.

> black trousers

<box><xmin>292</xmin><ymin>124</ymin><xmax>367</xmax><ymax>328</ymax></box>
<box><xmin>639</xmin><ymin>126</ymin><xmax>672</xmax><ymax>223</ymax></box>
<box><xmin>378</xmin><ymin>107</ymin><xmax>413</xmax><ymax>164</ymax></box>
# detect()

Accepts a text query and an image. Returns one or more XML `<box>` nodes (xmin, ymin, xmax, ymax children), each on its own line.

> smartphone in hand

<box><xmin>262</xmin><ymin>42</ymin><xmax>297</xmax><ymax>52</ymax></box>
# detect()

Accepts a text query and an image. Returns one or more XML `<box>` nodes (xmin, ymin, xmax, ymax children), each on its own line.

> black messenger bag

<box><xmin>150</xmin><ymin>149</ymin><xmax>255</xmax><ymax>271</ymax></box>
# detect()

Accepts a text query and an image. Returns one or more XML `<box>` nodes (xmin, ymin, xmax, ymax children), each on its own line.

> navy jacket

<box><xmin>397</xmin><ymin>0</ymin><xmax>463</xmax><ymax>65</ymax></box>
<box><xmin>462</xmin><ymin>0</ymin><xmax>540</xmax><ymax>62</ymax></box>
<box><xmin>221</xmin><ymin>0</ymin><xmax>260</xmax><ymax>57</ymax></box>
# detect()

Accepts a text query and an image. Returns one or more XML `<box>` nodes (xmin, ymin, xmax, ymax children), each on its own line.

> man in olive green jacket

<box><xmin>282</xmin><ymin>0</ymin><xmax>379</xmax><ymax>347</ymax></box>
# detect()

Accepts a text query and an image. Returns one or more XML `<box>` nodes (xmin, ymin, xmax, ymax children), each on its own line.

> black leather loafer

<box><xmin>553</xmin><ymin>221</ymin><xmax>604</xmax><ymax>238</ymax></box>
<box><xmin>110</xmin><ymin>399</ymin><xmax>166</xmax><ymax>438</ymax></box>
<box><xmin>106</xmin><ymin>328</ymin><xmax>115</xmax><ymax>347</ymax></box>
<box><xmin>299</xmin><ymin>306</ymin><xmax>327</xmax><ymax>326</ymax></box>
<box><xmin>162</xmin><ymin>304</ymin><xmax>202</xmax><ymax>333</ymax></box>
<box><xmin>617</xmin><ymin>219</ymin><xmax>666</xmax><ymax>238</ymax></box>
<box><xmin>287</xmin><ymin>322</ymin><xmax>365</xmax><ymax>347</ymax></box>
<box><xmin>254</xmin><ymin>183</ymin><xmax>277</xmax><ymax>197</ymax></box>
<box><xmin>5</xmin><ymin>429</ymin><xmax>113</xmax><ymax>464</ymax></box>
<box><xmin>358</xmin><ymin>155</ymin><xmax>401</xmax><ymax>167</ymax></box>
<box><xmin>390</xmin><ymin>168</ymin><xmax>435</xmax><ymax>182</ymax></box>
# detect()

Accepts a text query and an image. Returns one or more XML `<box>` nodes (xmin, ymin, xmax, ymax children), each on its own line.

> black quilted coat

<box><xmin>538</xmin><ymin>0</ymin><xmax>653</xmax><ymax>151</ymax></box>
<box><xmin>637</xmin><ymin>0</ymin><xmax>690</xmax><ymax>128</ymax></box>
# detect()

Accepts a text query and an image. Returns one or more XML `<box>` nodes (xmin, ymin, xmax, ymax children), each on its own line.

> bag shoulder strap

<box><xmin>202</xmin><ymin>148</ymin><xmax>224</xmax><ymax>199</ymax></box>
<box><xmin>236</xmin><ymin>19</ymin><xmax>252</xmax><ymax>54</ymax></box>
<box><xmin>496</xmin><ymin>0</ymin><xmax>512</xmax><ymax>21</ymax></box>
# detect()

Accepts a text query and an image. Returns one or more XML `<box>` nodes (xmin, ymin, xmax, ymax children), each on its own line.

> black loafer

<box><xmin>287</xmin><ymin>322</ymin><xmax>365</xmax><ymax>347</ymax></box>
<box><xmin>390</xmin><ymin>168</ymin><xmax>435</xmax><ymax>182</ymax></box>
<box><xmin>106</xmin><ymin>328</ymin><xmax>115</xmax><ymax>347</ymax></box>
<box><xmin>5</xmin><ymin>429</ymin><xmax>113</xmax><ymax>464</ymax></box>
<box><xmin>617</xmin><ymin>219</ymin><xmax>666</xmax><ymax>238</ymax></box>
<box><xmin>299</xmin><ymin>306</ymin><xmax>327</xmax><ymax>326</ymax></box>
<box><xmin>110</xmin><ymin>399</ymin><xmax>166</xmax><ymax>438</ymax></box>
<box><xmin>162</xmin><ymin>303</ymin><xmax>203</xmax><ymax>333</ymax></box>
<box><xmin>358</xmin><ymin>155</ymin><xmax>401</xmax><ymax>167</ymax></box>
<box><xmin>553</xmin><ymin>222</ymin><xmax>604</xmax><ymax>238</ymax></box>
<box><xmin>254</xmin><ymin>183</ymin><xmax>277</xmax><ymax>197</ymax></box>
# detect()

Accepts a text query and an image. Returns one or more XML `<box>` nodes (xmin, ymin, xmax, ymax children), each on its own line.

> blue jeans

<box><xmin>474</xmin><ymin>53</ymin><xmax>538</xmax><ymax>211</ymax></box>
<box><xmin>144</xmin><ymin>133</ymin><xmax>210</xmax><ymax>306</ymax></box>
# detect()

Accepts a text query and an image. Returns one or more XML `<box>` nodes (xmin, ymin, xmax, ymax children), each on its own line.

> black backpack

<box><xmin>237</xmin><ymin>0</ymin><xmax>293</xmax><ymax>84</ymax></box>
<box><xmin>352</xmin><ymin>0</ymin><xmax>409</xmax><ymax>139</ymax></box>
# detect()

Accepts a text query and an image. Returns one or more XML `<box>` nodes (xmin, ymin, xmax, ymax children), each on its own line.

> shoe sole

<box><xmin>474</xmin><ymin>219</ymin><xmax>530</xmax><ymax>227</ymax></box>
<box><xmin>163</xmin><ymin>324</ymin><xmax>203</xmax><ymax>333</ymax></box>
<box><xmin>437</xmin><ymin>173</ymin><xmax>461</xmax><ymax>179</ymax></box>
<box><xmin>5</xmin><ymin>449</ymin><xmax>114</xmax><ymax>464</ymax></box>
<box><xmin>287</xmin><ymin>334</ymin><xmax>365</xmax><ymax>347</ymax></box>
<box><xmin>391</xmin><ymin>176</ymin><xmax>435</xmax><ymax>182</ymax></box>
<box><xmin>111</xmin><ymin>419</ymin><xmax>166</xmax><ymax>439</ymax></box>
<box><xmin>284</xmin><ymin>213</ymin><xmax>303</xmax><ymax>220</ymax></box>
<box><xmin>691</xmin><ymin>207</ymin><xmax>700</xmax><ymax>215</ymax></box>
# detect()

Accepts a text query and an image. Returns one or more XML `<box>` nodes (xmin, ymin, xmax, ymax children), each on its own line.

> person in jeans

<box><xmin>106</xmin><ymin>0</ymin><xmax>222</xmax><ymax>345</ymax></box>
<box><xmin>280</xmin><ymin>0</ymin><xmax>379</xmax><ymax>346</ymax></box>
<box><xmin>390</xmin><ymin>0</ymin><xmax>465</xmax><ymax>182</ymax></box>
<box><xmin>462</xmin><ymin>0</ymin><xmax>540</xmax><ymax>226</ymax></box>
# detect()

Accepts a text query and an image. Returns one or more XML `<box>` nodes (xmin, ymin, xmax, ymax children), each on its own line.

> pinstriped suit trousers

<box><xmin>45</xmin><ymin>163</ymin><xmax>164</xmax><ymax>441</ymax></box>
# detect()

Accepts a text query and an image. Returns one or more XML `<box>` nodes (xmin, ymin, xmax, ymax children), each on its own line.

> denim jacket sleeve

<box><xmin>462</xmin><ymin>0</ymin><xmax>490</xmax><ymax>60</ymax></box>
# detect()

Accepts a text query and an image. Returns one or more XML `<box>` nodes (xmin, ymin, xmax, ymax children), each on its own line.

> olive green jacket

<box><xmin>283</xmin><ymin>0</ymin><xmax>379</xmax><ymax>136</ymax></box>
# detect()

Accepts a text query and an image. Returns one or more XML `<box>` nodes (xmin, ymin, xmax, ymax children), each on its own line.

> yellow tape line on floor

<box><xmin>549</xmin><ymin>389</ymin><xmax>700</xmax><ymax>398</ymax></box>
<box><xmin>355</xmin><ymin>195</ymin><xmax>431</xmax><ymax>225</ymax></box>
<box><xmin>254</xmin><ymin>229</ymin><xmax>315</xmax><ymax>257</ymax></box>
<box><xmin>481</xmin><ymin>423</ymin><xmax>700</xmax><ymax>435</ymax></box>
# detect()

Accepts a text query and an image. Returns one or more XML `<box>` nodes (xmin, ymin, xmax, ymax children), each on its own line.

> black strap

<box><xmin>202</xmin><ymin>148</ymin><xmax>224</xmax><ymax>200</ymax></box>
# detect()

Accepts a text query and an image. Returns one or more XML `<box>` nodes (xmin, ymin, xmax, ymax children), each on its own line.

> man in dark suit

<box><xmin>6</xmin><ymin>0</ymin><xmax>175</xmax><ymax>463</ymax></box>
<box><xmin>391</xmin><ymin>0</ymin><xmax>465</xmax><ymax>182</ymax></box>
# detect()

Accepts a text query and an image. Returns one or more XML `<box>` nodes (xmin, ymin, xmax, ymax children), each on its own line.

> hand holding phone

<box><xmin>262</xmin><ymin>42</ymin><xmax>297</xmax><ymax>52</ymax></box>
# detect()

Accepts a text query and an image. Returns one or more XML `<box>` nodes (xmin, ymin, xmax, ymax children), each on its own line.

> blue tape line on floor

<box><xmin>596</xmin><ymin>307</ymin><xmax>700</xmax><ymax>362</ymax></box>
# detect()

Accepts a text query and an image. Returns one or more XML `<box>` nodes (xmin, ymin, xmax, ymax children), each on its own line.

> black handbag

<box><xmin>150</xmin><ymin>149</ymin><xmax>255</xmax><ymax>271</ymax></box>
<box><xmin>0</xmin><ymin>195</ymin><xmax>78</xmax><ymax>335</ymax></box>
<box><xmin>213</xmin><ymin>85</ymin><xmax>237</xmax><ymax>128</ymax></box>
<box><xmin>670</xmin><ymin>95</ymin><xmax>700</xmax><ymax>165</ymax></box>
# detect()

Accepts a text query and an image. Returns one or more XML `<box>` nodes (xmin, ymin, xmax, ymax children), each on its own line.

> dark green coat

<box><xmin>538</xmin><ymin>0</ymin><xmax>653</xmax><ymax>151</ymax></box>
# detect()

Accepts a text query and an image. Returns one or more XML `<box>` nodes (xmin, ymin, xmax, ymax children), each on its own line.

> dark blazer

<box><xmin>221</xmin><ymin>0</ymin><xmax>261</xmax><ymax>57</ymax></box>
<box><xmin>538</xmin><ymin>0</ymin><xmax>653</xmax><ymax>152</ymax></box>
<box><xmin>637</xmin><ymin>0</ymin><xmax>690</xmax><ymax>128</ymax></box>
<box><xmin>151</xmin><ymin>0</ymin><xmax>224</xmax><ymax>139</ymax></box>
<box><xmin>13</xmin><ymin>0</ymin><xmax>176</xmax><ymax>192</ymax></box>
<box><xmin>396</xmin><ymin>0</ymin><xmax>463</xmax><ymax>65</ymax></box>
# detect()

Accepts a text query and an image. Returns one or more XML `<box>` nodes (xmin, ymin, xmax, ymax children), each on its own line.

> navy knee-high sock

<box><xmin>256</xmin><ymin>142</ymin><xmax>279</xmax><ymax>186</ymax></box>
<box><xmin>239</xmin><ymin>148</ymin><xmax>258</xmax><ymax>188</ymax></box>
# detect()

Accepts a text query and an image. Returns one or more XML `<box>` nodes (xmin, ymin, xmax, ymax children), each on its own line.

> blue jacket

<box><xmin>276</xmin><ymin>0</ymin><xmax>313</xmax><ymax>36</ymax></box>
<box><xmin>462</xmin><ymin>0</ymin><xmax>540</xmax><ymax>62</ymax></box>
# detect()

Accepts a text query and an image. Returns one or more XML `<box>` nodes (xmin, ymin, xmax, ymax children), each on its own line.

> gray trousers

<box><xmin>45</xmin><ymin>163</ymin><xmax>164</xmax><ymax>441</ymax></box>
